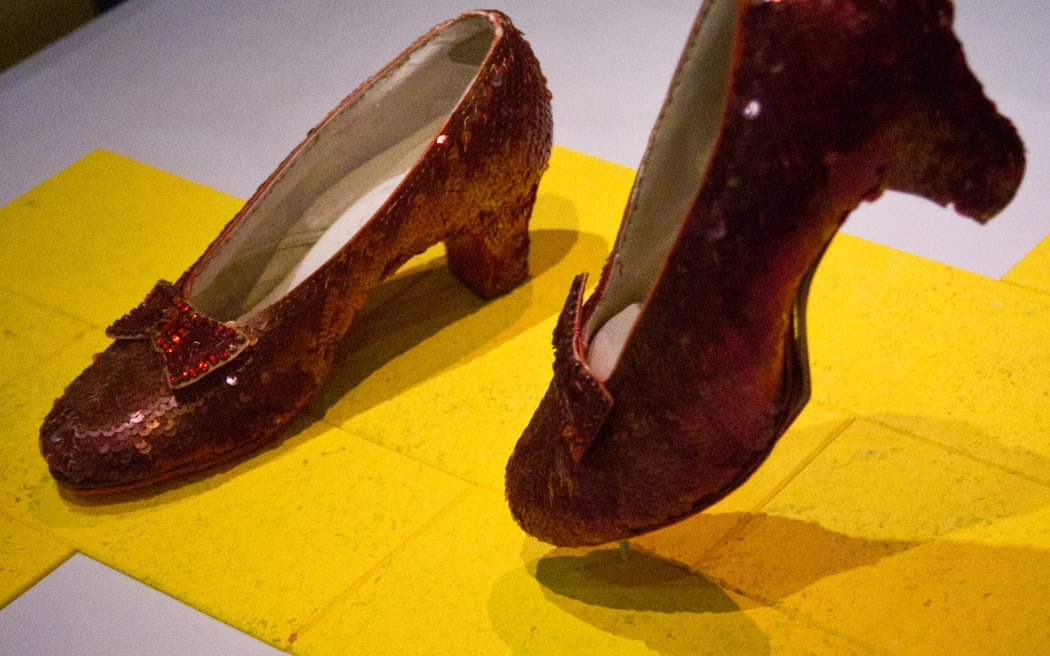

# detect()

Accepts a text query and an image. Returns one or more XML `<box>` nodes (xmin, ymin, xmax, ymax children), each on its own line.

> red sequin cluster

<box><xmin>107</xmin><ymin>281</ymin><xmax>249</xmax><ymax>388</ymax></box>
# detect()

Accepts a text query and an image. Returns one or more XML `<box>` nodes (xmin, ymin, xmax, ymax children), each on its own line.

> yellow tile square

<box><xmin>0</xmin><ymin>286</ymin><xmax>95</xmax><ymax>389</ymax></box>
<box><xmin>21</xmin><ymin>421</ymin><xmax>470</xmax><ymax>648</ymax></box>
<box><xmin>1003</xmin><ymin>233</ymin><xmax>1050</xmax><ymax>292</ymax></box>
<box><xmin>0</xmin><ymin>328</ymin><xmax>109</xmax><ymax>516</ymax></box>
<box><xmin>293</xmin><ymin>487</ymin><xmax>874</xmax><ymax>655</ymax></box>
<box><xmin>0</xmin><ymin>150</ymin><xmax>242</xmax><ymax>326</ymax></box>
<box><xmin>0</xmin><ymin>511</ymin><xmax>73</xmax><ymax>606</ymax></box>
<box><xmin>697</xmin><ymin>419</ymin><xmax>1050</xmax><ymax>654</ymax></box>
<box><xmin>809</xmin><ymin>234</ymin><xmax>1050</xmax><ymax>484</ymax></box>
<box><xmin>311</xmin><ymin>270</ymin><xmax>559</xmax><ymax>490</ymax></box>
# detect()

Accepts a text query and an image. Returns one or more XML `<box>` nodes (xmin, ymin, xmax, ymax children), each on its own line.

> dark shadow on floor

<box><xmin>489</xmin><ymin>545</ymin><xmax>771</xmax><ymax>656</ymax></box>
<box><xmin>505</xmin><ymin>509</ymin><xmax>1050</xmax><ymax>653</ymax></box>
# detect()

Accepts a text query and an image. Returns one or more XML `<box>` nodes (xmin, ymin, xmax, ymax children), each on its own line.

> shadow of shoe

<box><xmin>312</xmin><ymin>191</ymin><xmax>610</xmax><ymax>422</ymax></box>
<box><xmin>525</xmin><ymin>509</ymin><xmax>1050</xmax><ymax>654</ymax></box>
<box><xmin>488</xmin><ymin>544</ymin><xmax>771</xmax><ymax>656</ymax></box>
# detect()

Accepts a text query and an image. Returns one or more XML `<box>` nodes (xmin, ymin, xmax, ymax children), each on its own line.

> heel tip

<box><xmin>449</xmin><ymin>254</ymin><xmax>528</xmax><ymax>299</ymax></box>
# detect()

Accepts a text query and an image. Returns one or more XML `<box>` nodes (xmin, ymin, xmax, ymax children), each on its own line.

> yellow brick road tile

<box><xmin>697</xmin><ymin>420</ymin><xmax>1050</xmax><ymax>654</ymax></box>
<box><xmin>809</xmin><ymin>233</ymin><xmax>1050</xmax><ymax>485</ymax></box>
<box><xmin>0</xmin><ymin>150</ymin><xmax>242</xmax><ymax>326</ymax></box>
<box><xmin>1003</xmin><ymin>233</ymin><xmax>1050</xmax><ymax>293</ymax></box>
<box><xmin>22</xmin><ymin>422</ymin><xmax>470</xmax><ymax>649</ymax></box>
<box><xmin>293</xmin><ymin>487</ymin><xmax>876</xmax><ymax>656</ymax></box>
<box><xmin>0</xmin><ymin>328</ymin><xmax>109</xmax><ymax>516</ymax></box>
<box><xmin>0</xmin><ymin>510</ymin><xmax>73</xmax><ymax>606</ymax></box>
<box><xmin>0</xmin><ymin>286</ymin><xmax>94</xmax><ymax>389</ymax></box>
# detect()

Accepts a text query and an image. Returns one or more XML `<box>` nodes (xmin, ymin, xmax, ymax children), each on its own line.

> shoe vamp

<box><xmin>61</xmin><ymin>339</ymin><xmax>177</xmax><ymax>437</ymax></box>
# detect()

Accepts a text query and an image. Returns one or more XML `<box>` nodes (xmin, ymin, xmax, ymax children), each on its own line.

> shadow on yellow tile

<box><xmin>517</xmin><ymin>503</ymin><xmax>1049</xmax><ymax>654</ymax></box>
<box><xmin>693</xmin><ymin>512</ymin><xmax>917</xmax><ymax>601</ymax></box>
<box><xmin>686</xmin><ymin>417</ymin><xmax>1050</xmax><ymax>654</ymax></box>
<box><xmin>311</xmin><ymin>217</ymin><xmax>609</xmax><ymax>422</ymax></box>
<box><xmin>311</xmin><ymin>192</ymin><xmax>612</xmax><ymax>488</ymax></box>
<box><xmin>697</xmin><ymin>510</ymin><xmax>1050</xmax><ymax>654</ymax></box>
<box><xmin>522</xmin><ymin>547</ymin><xmax>769</xmax><ymax>655</ymax></box>
<box><xmin>868</xmin><ymin>413</ymin><xmax>1050</xmax><ymax>487</ymax></box>
<box><xmin>623</xmin><ymin>407</ymin><xmax>853</xmax><ymax>568</ymax></box>
<box><xmin>490</xmin><ymin>540</ymin><xmax>878</xmax><ymax>656</ymax></box>
<box><xmin>631</xmin><ymin>411</ymin><xmax>1050</xmax><ymax>569</ymax></box>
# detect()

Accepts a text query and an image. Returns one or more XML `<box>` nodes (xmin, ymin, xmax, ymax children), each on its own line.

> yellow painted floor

<box><xmin>1</xmin><ymin>148</ymin><xmax>1048</xmax><ymax>654</ymax></box>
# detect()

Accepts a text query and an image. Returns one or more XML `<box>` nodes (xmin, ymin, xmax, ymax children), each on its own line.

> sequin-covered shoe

<box><xmin>41</xmin><ymin>10</ymin><xmax>552</xmax><ymax>495</ymax></box>
<box><xmin>505</xmin><ymin>0</ymin><xmax>1024</xmax><ymax>546</ymax></box>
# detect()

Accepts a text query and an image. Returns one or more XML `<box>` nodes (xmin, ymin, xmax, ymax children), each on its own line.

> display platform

<box><xmin>1</xmin><ymin>147</ymin><xmax>1048</xmax><ymax>654</ymax></box>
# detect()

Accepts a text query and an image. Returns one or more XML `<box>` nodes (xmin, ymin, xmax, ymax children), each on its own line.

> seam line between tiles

<box><xmin>997</xmin><ymin>275</ymin><xmax>1050</xmax><ymax>298</ymax></box>
<box><xmin>689</xmin><ymin>415</ymin><xmax>857</xmax><ymax>570</ymax></box>
<box><xmin>749</xmin><ymin>415</ymin><xmax>857</xmax><ymax>513</ymax></box>
<box><xmin>285</xmin><ymin>485</ymin><xmax>477</xmax><ymax>649</ymax></box>
<box><xmin>717</xmin><ymin>580</ymin><xmax>894</xmax><ymax>656</ymax></box>
<box><xmin>305</xmin><ymin>409</ymin><xmax>503</xmax><ymax>492</ymax></box>
<box><xmin>863</xmin><ymin>415</ymin><xmax>1050</xmax><ymax>490</ymax></box>
<box><xmin>811</xmin><ymin>398</ymin><xmax>1050</xmax><ymax>489</ymax></box>
<box><xmin>0</xmin><ymin>281</ymin><xmax>105</xmax><ymax>329</ymax></box>
<box><xmin>0</xmin><ymin>509</ymin><xmax>81</xmax><ymax>609</ymax></box>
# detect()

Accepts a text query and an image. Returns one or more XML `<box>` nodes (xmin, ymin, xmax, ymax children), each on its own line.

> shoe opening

<box><xmin>187</xmin><ymin>14</ymin><xmax>499</xmax><ymax>321</ymax></box>
<box><xmin>585</xmin><ymin>0</ymin><xmax>737</xmax><ymax>380</ymax></box>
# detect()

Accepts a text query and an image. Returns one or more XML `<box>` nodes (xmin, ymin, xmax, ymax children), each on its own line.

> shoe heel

<box><xmin>445</xmin><ymin>191</ymin><xmax>533</xmax><ymax>299</ymax></box>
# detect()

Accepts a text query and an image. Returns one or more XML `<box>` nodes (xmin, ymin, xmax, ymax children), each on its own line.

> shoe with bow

<box><xmin>41</xmin><ymin>10</ymin><xmax>552</xmax><ymax>495</ymax></box>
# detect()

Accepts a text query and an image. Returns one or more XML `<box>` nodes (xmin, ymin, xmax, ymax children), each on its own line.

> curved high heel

<box><xmin>41</xmin><ymin>10</ymin><xmax>552</xmax><ymax>495</ymax></box>
<box><xmin>506</xmin><ymin>0</ymin><xmax>1024</xmax><ymax>546</ymax></box>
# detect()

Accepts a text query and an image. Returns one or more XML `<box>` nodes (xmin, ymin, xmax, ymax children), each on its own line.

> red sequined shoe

<box><xmin>41</xmin><ymin>10</ymin><xmax>552</xmax><ymax>495</ymax></box>
<box><xmin>505</xmin><ymin>0</ymin><xmax>1024</xmax><ymax>546</ymax></box>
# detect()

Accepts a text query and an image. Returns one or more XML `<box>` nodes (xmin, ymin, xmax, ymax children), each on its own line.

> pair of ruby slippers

<box><xmin>42</xmin><ymin>2</ymin><xmax>1024</xmax><ymax>547</ymax></box>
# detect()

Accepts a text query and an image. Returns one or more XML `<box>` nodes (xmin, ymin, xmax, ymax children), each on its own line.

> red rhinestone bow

<box><xmin>107</xmin><ymin>280</ymin><xmax>250</xmax><ymax>389</ymax></box>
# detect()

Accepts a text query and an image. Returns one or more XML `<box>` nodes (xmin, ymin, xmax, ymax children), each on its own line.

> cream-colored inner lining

<box><xmin>188</xmin><ymin>17</ymin><xmax>497</xmax><ymax>321</ymax></box>
<box><xmin>241</xmin><ymin>117</ymin><xmax>445</xmax><ymax>313</ymax></box>
<box><xmin>586</xmin><ymin>0</ymin><xmax>736</xmax><ymax>381</ymax></box>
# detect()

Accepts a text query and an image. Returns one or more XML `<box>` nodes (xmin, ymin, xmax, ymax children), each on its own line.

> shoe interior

<box><xmin>187</xmin><ymin>15</ymin><xmax>498</xmax><ymax>321</ymax></box>
<box><xmin>586</xmin><ymin>0</ymin><xmax>736</xmax><ymax>381</ymax></box>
